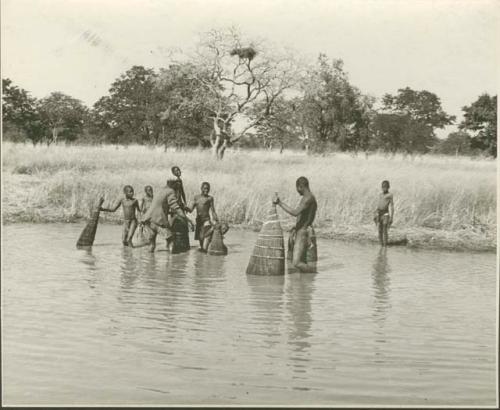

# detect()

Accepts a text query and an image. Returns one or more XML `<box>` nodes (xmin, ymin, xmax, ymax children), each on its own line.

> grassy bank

<box><xmin>2</xmin><ymin>142</ymin><xmax>497</xmax><ymax>251</ymax></box>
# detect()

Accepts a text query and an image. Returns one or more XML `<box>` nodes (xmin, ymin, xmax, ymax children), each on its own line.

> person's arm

<box><xmin>275</xmin><ymin>195</ymin><xmax>310</xmax><ymax>217</ymax></box>
<box><xmin>134</xmin><ymin>199</ymin><xmax>141</xmax><ymax>215</ymax></box>
<box><xmin>179</xmin><ymin>180</ymin><xmax>187</xmax><ymax>207</ymax></box>
<box><xmin>101</xmin><ymin>198</ymin><xmax>121</xmax><ymax>212</ymax></box>
<box><xmin>388</xmin><ymin>194</ymin><xmax>394</xmax><ymax>225</ymax></box>
<box><xmin>210</xmin><ymin>197</ymin><xmax>219</xmax><ymax>223</ymax></box>
<box><xmin>184</xmin><ymin>196</ymin><xmax>196</xmax><ymax>214</ymax></box>
<box><xmin>139</xmin><ymin>198</ymin><xmax>145</xmax><ymax>213</ymax></box>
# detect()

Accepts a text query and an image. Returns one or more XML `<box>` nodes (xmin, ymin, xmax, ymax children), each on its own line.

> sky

<box><xmin>2</xmin><ymin>0</ymin><xmax>499</xmax><ymax>137</ymax></box>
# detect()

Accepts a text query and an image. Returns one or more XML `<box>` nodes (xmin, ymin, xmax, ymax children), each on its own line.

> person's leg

<box><xmin>382</xmin><ymin>216</ymin><xmax>389</xmax><ymax>246</ymax></box>
<box><xmin>122</xmin><ymin>220</ymin><xmax>130</xmax><ymax>245</ymax></box>
<box><xmin>292</xmin><ymin>229</ymin><xmax>316</xmax><ymax>273</ymax></box>
<box><xmin>378</xmin><ymin>219</ymin><xmax>384</xmax><ymax>245</ymax></box>
<box><xmin>148</xmin><ymin>224</ymin><xmax>158</xmax><ymax>253</ymax></box>
<box><xmin>127</xmin><ymin>219</ymin><xmax>138</xmax><ymax>245</ymax></box>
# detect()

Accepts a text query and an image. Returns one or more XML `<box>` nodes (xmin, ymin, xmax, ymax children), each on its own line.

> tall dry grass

<box><xmin>2</xmin><ymin>142</ymin><xmax>497</xmax><ymax>239</ymax></box>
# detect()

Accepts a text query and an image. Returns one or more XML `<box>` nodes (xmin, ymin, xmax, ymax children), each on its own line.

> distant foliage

<box><xmin>459</xmin><ymin>94</ymin><xmax>497</xmax><ymax>157</ymax></box>
<box><xmin>1</xmin><ymin>28</ymin><xmax>496</xmax><ymax>158</ymax></box>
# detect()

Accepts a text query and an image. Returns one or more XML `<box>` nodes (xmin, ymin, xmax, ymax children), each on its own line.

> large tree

<box><xmin>188</xmin><ymin>27</ymin><xmax>301</xmax><ymax>159</ymax></box>
<box><xmin>155</xmin><ymin>63</ymin><xmax>213</xmax><ymax>149</ymax></box>
<box><xmin>92</xmin><ymin>66</ymin><xmax>160</xmax><ymax>144</ymax></box>
<box><xmin>371</xmin><ymin>113</ymin><xmax>436</xmax><ymax>154</ymax></box>
<box><xmin>38</xmin><ymin>92</ymin><xmax>88</xmax><ymax>144</ymax></box>
<box><xmin>297</xmin><ymin>55</ymin><xmax>374</xmax><ymax>153</ymax></box>
<box><xmin>2</xmin><ymin>78</ymin><xmax>46</xmax><ymax>144</ymax></box>
<box><xmin>459</xmin><ymin>94</ymin><xmax>497</xmax><ymax>157</ymax></box>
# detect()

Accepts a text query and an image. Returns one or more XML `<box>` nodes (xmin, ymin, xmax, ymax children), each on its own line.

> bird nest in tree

<box><xmin>230</xmin><ymin>47</ymin><xmax>257</xmax><ymax>61</ymax></box>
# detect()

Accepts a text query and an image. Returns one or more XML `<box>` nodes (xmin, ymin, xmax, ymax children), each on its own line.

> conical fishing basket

<box><xmin>246</xmin><ymin>204</ymin><xmax>285</xmax><ymax>275</ymax></box>
<box><xmin>76</xmin><ymin>198</ymin><xmax>104</xmax><ymax>248</ymax></box>
<box><xmin>208</xmin><ymin>226</ymin><xmax>227</xmax><ymax>255</ymax></box>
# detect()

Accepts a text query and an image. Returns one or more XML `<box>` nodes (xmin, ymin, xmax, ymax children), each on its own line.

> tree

<box><xmin>249</xmin><ymin>97</ymin><xmax>302</xmax><ymax>152</ymax></box>
<box><xmin>433</xmin><ymin>131</ymin><xmax>473</xmax><ymax>156</ymax></box>
<box><xmin>297</xmin><ymin>55</ymin><xmax>373</xmax><ymax>153</ymax></box>
<box><xmin>91</xmin><ymin>66</ymin><xmax>159</xmax><ymax>144</ymax></box>
<box><xmin>459</xmin><ymin>94</ymin><xmax>497</xmax><ymax>157</ymax></box>
<box><xmin>379</xmin><ymin>87</ymin><xmax>454</xmax><ymax>154</ymax></box>
<box><xmin>188</xmin><ymin>27</ymin><xmax>301</xmax><ymax>159</ymax></box>
<box><xmin>371</xmin><ymin>113</ymin><xmax>436</xmax><ymax>154</ymax></box>
<box><xmin>155</xmin><ymin>63</ymin><xmax>213</xmax><ymax>149</ymax></box>
<box><xmin>38</xmin><ymin>92</ymin><xmax>88</xmax><ymax>144</ymax></box>
<box><xmin>2</xmin><ymin>78</ymin><xmax>46</xmax><ymax>144</ymax></box>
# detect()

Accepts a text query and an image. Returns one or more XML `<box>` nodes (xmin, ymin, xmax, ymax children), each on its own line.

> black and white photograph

<box><xmin>1</xmin><ymin>0</ymin><xmax>498</xmax><ymax>407</ymax></box>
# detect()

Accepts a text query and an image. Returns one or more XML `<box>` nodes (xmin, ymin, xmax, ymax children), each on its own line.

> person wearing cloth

<box><xmin>140</xmin><ymin>179</ymin><xmax>188</xmax><ymax>253</ymax></box>
<box><xmin>171</xmin><ymin>166</ymin><xmax>187</xmax><ymax>210</ymax></box>
<box><xmin>374</xmin><ymin>180</ymin><xmax>394</xmax><ymax>247</ymax></box>
<box><xmin>185</xmin><ymin>182</ymin><xmax>219</xmax><ymax>252</ymax></box>
<box><xmin>274</xmin><ymin>176</ymin><xmax>318</xmax><ymax>273</ymax></box>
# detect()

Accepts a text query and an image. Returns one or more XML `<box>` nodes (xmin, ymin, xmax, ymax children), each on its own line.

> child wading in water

<box><xmin>374</xmin><ymin>180</ymin><xmax>394</xmax><ymax>246</ymax></box>
<box><xmin>100</xmin><ymin>185</ymin><xmax>140</xmax><ymax>246</ymax></box>
<box><xmin>140</xmin><ymin>185</ymin><xmax>154</xmax><ymax>216</ymax></box>
<box><xmin>185</xmin><ymin>182</ymin><xmax>219</xmax><ymax>252</ymax></box>
<box><xmin>171</xmin><ymin>166</ymin><xmax>187</xmax><ymax>210</ymax></box>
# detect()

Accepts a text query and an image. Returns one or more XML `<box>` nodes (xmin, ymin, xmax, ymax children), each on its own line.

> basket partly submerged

<box><xmin>76</xmin><ymin>198</ymin><xmax>104</xmax><ymax>248</ymax></box>
<box><xmin>246</xmin><ymin>204</ymin><xmax>285</xmax><ymax>275</ymax></box>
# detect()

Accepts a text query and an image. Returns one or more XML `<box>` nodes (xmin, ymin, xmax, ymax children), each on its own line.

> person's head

<box><xmin>295</xmin><ymin>176</ymin><xmax>310</xmax><ymax>195</ymax></box>
<box><xmin>123</xmin><ymin>185</ymin><xmax>134</xmax><ymax>198</ymax></box>
<box><xmin>201</xmin><ymin>182</ymin><xmax>210</xmax><ymax>195</ymax></box>
<box><xmin>171</xmin><ymin>166</ymin><xmax>181</xmax><ymax>178</ymax></box>
<box><xmin>381</xmin><ymin>180</ymin><xmax>390</xmax><ymax>193</ymax></box>
<box><xmin>145</xmin><ymin>185</ymin><xmax>153</xmax><ymax>197</ymax></box>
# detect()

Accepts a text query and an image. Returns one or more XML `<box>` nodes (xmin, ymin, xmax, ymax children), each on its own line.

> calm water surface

<box><xmin>1</xmin><ymin>224</ymin><xmax>497</xmax><ymax>406</ymax></box>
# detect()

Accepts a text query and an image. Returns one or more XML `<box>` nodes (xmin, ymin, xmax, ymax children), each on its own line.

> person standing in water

<box><xmin>374</xmin><ymin>180</ymin><xmax>394</xmax><ymax>247</ymax></box>
<box><xmin>100</xmin><ymin>185</ymin><xmax>140</xmax><ymax>246</ymax></box>
<box><xmin>274</xmin><ymin>176</ymin><xmax>318</xmax><ymax>273</ymax></box>
<box><xmin>140</xmin><ymin>185</ymin><xmax>154</xmax><ymax>216</ymax></box>
<box><xmin>171</xmin><ymin>166</ymin><xmax>187</xmax><ymax>210</ymax></box>
<box><xmin>185</xmin><ymin>182</ymin><xmax>219</xmax><ymax>252</ymax></box>
<box><xmin>140</xmin><ymin>179</ymin><xmax>187</xmax><ymax>253</ymax></box>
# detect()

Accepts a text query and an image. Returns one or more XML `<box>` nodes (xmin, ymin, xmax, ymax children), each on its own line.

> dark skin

<box><xmin>140</xmin><ymin>186</ymin><xmax>154</xmax><ymax>214</ymax></box>
<box><xmin>101</xmin><ymin>186</ymin><xmax>140</xmax><ymax>246</ymax></box>
<box><xmin>171</xmin><ymin>167</ymin><xmax>187</xmax><ymax>208</ymax></box>
<box><xmin>185</xmin><ymin>184</ymin><xmax>219</xmax><ymax>250</ymax></box>
<box><xmin>374</xmin><ymin>181</ymin><xmax>394</xmax><ymax>247</ymax></box>
<box><xmin>273</xmin><ymin>182</ymin><xmax>317</xmax><ymax>273</ymax></box>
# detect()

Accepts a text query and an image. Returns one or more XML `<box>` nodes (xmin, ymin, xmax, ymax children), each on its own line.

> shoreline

<box><xmin>2</xmin><ymin>216</ymin><xmax>496</xmax><ymax>253</ymax></box>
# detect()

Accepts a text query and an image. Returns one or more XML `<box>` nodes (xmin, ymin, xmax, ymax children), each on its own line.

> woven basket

<box><xmin>208</xmin><ymin>225</ymin><xmax>228</xmax><ymax>255</ymax></box>
<box><xmin>246</xmin><ymin>204</ymin><xmax>285</xmax><ymax>275</ymax></box>
<box><xmin>76</xmin><ymin>198</ymin><xmax>104</xmax><ymax>248</ymax></box>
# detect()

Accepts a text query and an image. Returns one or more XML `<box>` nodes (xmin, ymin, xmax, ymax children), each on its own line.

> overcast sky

<box><xmin>2</xmin><ymin>0</ymin><xmax>498</xmax><ymax>136</ymax></box>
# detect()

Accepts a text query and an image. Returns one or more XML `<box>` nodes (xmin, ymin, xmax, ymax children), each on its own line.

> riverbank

<box><xmin>2</xmin><ymin>143</ymin><xmax>496</xmax><ymax>252</ymax></box>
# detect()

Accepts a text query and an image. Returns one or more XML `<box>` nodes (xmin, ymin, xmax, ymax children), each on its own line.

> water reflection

<box><xmin>371</xmin><ymin>247</ymin><xmax>392</xmax><ymax>327</ymax></box>
<box><xmin>120</xmin><ymin>247</ymin><xmax>140</xmax><ymax>290</ymax></box>
<box><xmin>285</xmin><ymin>274</ymin><xmax>316</xmax><ymax>380</ymax></box>
<box><xmin>246</xmin><ymin>275</ymin><xmax>285</xmax><ymax>348</ymax></box>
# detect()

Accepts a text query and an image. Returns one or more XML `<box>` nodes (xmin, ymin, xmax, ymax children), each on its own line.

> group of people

<box><xmin>100</xmin><ymin>165</ymin><xmax>395</xmax><ymax>272</ymax></box>
<box><xmin>100</xmin><ymin>166</ymin><xmax>221</xmax><ymax>254</ymax></box>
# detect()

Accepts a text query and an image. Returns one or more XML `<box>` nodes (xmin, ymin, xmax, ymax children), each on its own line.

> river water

<box><xmin>1</xmin><ymin>224</ymin><xmax>497</xmax><ymax>406</ymax></box>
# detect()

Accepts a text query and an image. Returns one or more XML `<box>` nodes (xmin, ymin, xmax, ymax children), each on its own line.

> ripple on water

<box><xmin>1</xmin><ymin>224</ymin><xmax>497</xmax><ymax>406</ymax></box>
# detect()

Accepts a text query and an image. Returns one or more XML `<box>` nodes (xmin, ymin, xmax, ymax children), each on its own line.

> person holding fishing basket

<box><xmin>273</xmin><ymin>176</ymin><xmax>318</xmax><ymax>273</ymax></box>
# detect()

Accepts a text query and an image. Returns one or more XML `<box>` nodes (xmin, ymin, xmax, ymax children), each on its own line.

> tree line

<box><xmin>2</xmin><ymin>28</ymin><xmax>497</xmax><ymax>158</ymax></box>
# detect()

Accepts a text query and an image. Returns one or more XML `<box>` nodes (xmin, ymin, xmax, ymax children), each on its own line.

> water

<box><xmin>1</xmin><ymin>224</ymin><xmax>497</xmax><ymax>406</ymax></box>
